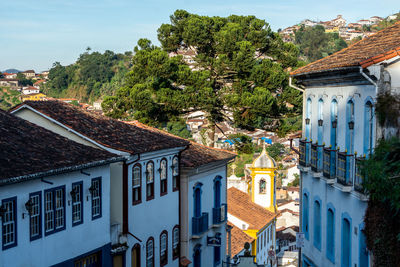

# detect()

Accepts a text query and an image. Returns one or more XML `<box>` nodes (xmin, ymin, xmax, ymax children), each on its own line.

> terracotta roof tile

<box><xmin>228</xmin><ymin>222</ymin><xmax>254</xmax><ymax>256</ymax></box>
<box><xmin>0</xmin><ymin>110</ymin><xmax>120</xmax><ymax>183</ymax></box>
<box><xmin>228</xmin><ymin>187</ymin><xmax>277</xmax><ymax>230</ymax></box>
<box><xmin>291</xmin><ymin>22</ymin><xmax>400</xmax><ymax>76</ymax></box>
<box><xmin>11</xmin><ymin>101</ymin><xmax>189</xmax><ymax>155</ymax></box>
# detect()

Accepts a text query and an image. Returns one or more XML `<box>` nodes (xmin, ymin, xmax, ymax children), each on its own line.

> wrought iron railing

<box><xmin>213</xmin><ymin>203</ymin><xmax>227</xmax><ymax>225</ymax></box>
<box><xmin>311</xmin><ymin>143</ymin><xmax>324</xmax><ymax>172</ymax></box>
<box><xmin>323</xmin><ymin>147</ymin><xmax>337</xmax><ymax>179</ymax></box>
<box><xmin>299</xmin><ymin>139</ymin><xmax>311</xmax><ymax>167</ymax></box>
<box><xmin>192</xmin><ymin>212</ymin><xmax>209</xmax><ymax>235</ymax></box>
<box><xmin>336</xmin><ymin>152</ymin><xmax>354</xmax><ymax>186</ymax></box>
<box><xmin>354</xmin><ymin>157</ymin><xmax>365</xmax><ymax>192</ymax></box>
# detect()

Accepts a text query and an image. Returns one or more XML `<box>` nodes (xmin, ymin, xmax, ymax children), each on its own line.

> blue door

<box><xmin>194</xmin><ymin>246</ymin><xmax>201</xmax><ymax>267</ymax></box>
<box><xmin>341</xmin><ymin>218</ymin><xmax>351</xmax><ymax>267</ymax></box>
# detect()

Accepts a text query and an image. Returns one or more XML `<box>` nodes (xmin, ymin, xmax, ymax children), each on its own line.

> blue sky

<box><xmin>1</xmin><ymin>0</ymin><xmax>398</xmax><ymax>72</ymax></box>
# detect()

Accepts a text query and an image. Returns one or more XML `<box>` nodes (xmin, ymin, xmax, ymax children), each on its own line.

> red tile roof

<box><xmin>11</xmin><ymin>101</ymin><xmax>189</xmax><ymax>155</ymax></box>
<box><xmin>228</xmin><ymin>222</ymin><xmax>255</xmax><ymax>256</ymax></box>
<box><xmin>0</xmin><ymin>110</ymin><xmax>121</xmax><ymax>183</ymax></box>
<box><xmin>228</xmin><ymin>187</ymin><xmax>277</xmax><ymax>230</ymax></box>
<box><xmin>291</xmin><ymin>22</ymin><xmax>400</xmax><ymax>76</ymax></box>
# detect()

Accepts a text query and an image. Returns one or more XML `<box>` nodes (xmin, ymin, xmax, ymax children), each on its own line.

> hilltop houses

<box><xmin>290</xmin><ymin>21</ymin><xmax>400</xmax><ymax>267</ymax></box>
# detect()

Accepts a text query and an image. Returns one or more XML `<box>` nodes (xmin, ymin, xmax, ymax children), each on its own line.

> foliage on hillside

<box><xmin>294</xmin><ymin>25</ymin><xmax>348</xmax><ymax>62</ymax></box>
<box><xmin>43</xmin><ymin>49</ymin><xmax>132</xmax><ymax>103</ymax></box>
<box><xmin>362</xmin><ymin>138</ymin><xmax>400</xmax><ymax>266</ymax></box>
<box><xmin>0</xmin><ymin>87</ymin><xmax>21</xmax><ymax>110</ymax></box>
<box><xmin>103</xmin><ymin>10</ymin><xmax>303</xmax><ymax>141</ymax></box>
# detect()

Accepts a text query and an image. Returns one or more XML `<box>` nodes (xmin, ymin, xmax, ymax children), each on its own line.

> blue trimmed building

<box><xmin>291</xmin><ymin>23</ymin><xmax>400</xmax><ymax>267</ymax></box>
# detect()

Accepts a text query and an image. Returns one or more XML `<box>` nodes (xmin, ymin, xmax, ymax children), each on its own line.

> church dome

<box><xmin>252</xmin><ymin>145</ymin><xmax>276</xmax><ymax>168</ymax></box>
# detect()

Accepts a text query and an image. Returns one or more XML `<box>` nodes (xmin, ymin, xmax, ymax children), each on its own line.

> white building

<box><xmin>180</xmin><ymin>142</ymin><xmax>235</xmax><ymax>267</ymax></box>
<box><xmin>22</xmin><ymin>86</ymin><xmax>40</xmax><ymax>95</ymax></box>
<box><xmin>290</xmin><ymin>22</ymin><xmax>400</xmax><ymax>267</ymax></box>
<box><xmin>0</xmin><ymin>110</ymin><xmax>122</xmax><ymax>266</ymax></box>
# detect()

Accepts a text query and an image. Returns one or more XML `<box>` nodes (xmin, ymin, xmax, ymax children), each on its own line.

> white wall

<box><xmin>256</xmin><ymin>223</ymin><xmax>275</xmax><ymax>267</ymax></box>
<box><xmin>0</xmin><ymin>165</ymin><xmax>111</xmax><ymax>267</ymax></box>
<box><xmin>253</xmin><ymin>173</ymin><xmax>272</xmax><ymax>209</ymax></box>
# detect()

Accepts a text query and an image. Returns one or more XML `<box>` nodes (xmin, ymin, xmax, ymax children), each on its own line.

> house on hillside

<box><xmin>21</xmin><ymin>93</ymin><xmax>47</xmax><ymax>102</ymax></box>
<box><xmin>290</xmin><ymin>21</ymin><xmax>400</xmax><ymax>267</ymax></box>
<box><xmin>22</xmin><ymin>86</ymin><xmax>40</xmax><ymax>95</ymax></box>
<box><xmin>0</xmin><ymin>79</ymin><xmax>18</xmax><ymax>87</ymax></box>
<box><xmin>3</xmin><ymin>73</ymin><xmax>17</xmax><ymax>79</ymax></box>
<box><xmin>22</xmin><ymin>70</ymin><xmax>35</xmax><ymax>79</ymax></box>
<box><xmin>0</xmin><ymin>110</ymin><xmax>122</xmax><ymax>266</ymax></box>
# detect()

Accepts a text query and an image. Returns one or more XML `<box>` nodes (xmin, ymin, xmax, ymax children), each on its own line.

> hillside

<box><xmin>0</xmin><ymin>87</ymin><xmax>21</xmax><ymax>110</ymax></box>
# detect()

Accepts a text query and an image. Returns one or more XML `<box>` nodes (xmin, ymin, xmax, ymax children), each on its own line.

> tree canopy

<box><xmin>103</xmin><ymin>10</ymin><xmax>302</xmax><ymax>143</ymax></box>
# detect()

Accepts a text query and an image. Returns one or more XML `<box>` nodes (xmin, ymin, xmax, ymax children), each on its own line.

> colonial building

<box><xmin>0</xmin><ymin>110</ymin><xmax>122</xmax><ymax>266</ymax></box>
<box><xmin>290</xmin><ymin>21</ymin><xmax>400</xmax><ymax>267</ymax></box>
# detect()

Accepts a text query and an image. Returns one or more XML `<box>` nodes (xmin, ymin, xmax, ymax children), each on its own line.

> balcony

<box><xmin>336</xmin><ymin>152</ymin><xmax>354</xmax><ymax>191</ymax></box>
<box><xmin>299</xmin><ymin>139</ymin><xmax>311</xmax><ymax>168</ymax></box>
<box><xmin>192</xmin><ymin>212</ymin><xmax>209</xmax><ymax>237</ymax></box>
<box><xmin>311</xmin><ymin>143</ymin><xmax>324</xmax><ymax>175</ymax></box>
<box><xmin>323</xmin><ymin>147</ymin><xmax>337</xmax><ymax>183</ymax></box>
<box><xmin>354</xmin><ymin>157</ymin><xmax>365</xmax><ymax>193</ymax></box>
<box><xmin>212</xmin><ymin>204</ymin><xmax>227</xmax><ymax>226</ymax></box>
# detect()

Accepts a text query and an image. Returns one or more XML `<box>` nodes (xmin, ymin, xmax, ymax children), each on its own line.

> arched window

<box><xmin>364</xmin><ymin>100</ymin><xmax>374</xmax><ymax>157</ymax></box>
<box><xmin>146</xmin><ymin>237</ymin><xmax>154</xmax><ymax>267</ymax></box>
<box><xmin>303</xmin><ymin>191</ymin><xmax>309</xmax><ymax>240</ymax></box>
<box><xmin>326</xmin><ymin>204</ymin><xmax>335</xmax><ymax>263</ymax></box>
<box><xmin>305</xmin><ymin>98</ymin><xmax>312</xmax><ymax>140</ymax></box>
<box><xmin>330</xmin><ymin>99</ymin><xmax>338</xmax><ymax>148</ymax></box>
<box><xmin>132</xmin><ymin>164</ymin><xmax>142</xmax><ymax>205</ymax></box>
<box><xmin>172</xmin><ymin>156</ymin><xmax>179</xmax><ymax>191</ymax></box>
<box><xmin>259</xmin><ymin>179</ymin><xmax>267</xmax><ymax>194</ymax></box>
<box><xmin>160</xmin><ymin>158</ymin><xmax>168</xmax><ymax>196</ymax></box>
<box><xmin>193</xmin><ymin>244</ymin><xmax>201</xmax><ymax>267</ymax></box>
<box><xmin>214</xmin><ymin>176</ymin><xmax>222</xmax><ymax>208</ymax></box>
<box><xmin>172</xmin><ymin>226</ymin><xmax>180</xmax><ymax>260</ymax></box>
<box><xmin>313</xmin><ymin>198</ymin><xmax>321</xmax><ymax>250</ymax></box>
<box><xmin>146</xmin><ymin>161</ymin><xmax>154</xmax><ymax>200</ymax></box>
<box><xmin>318</xmin><ymin>98</ymin><xmax>324</xmax><ymax>144</ymax></box>
<box><xmin>213</xmin><ymin>233</ymin><xmax>221</xmax><ymax>265</ymax></box>
<box><xmin>193</xmin><ymin>183</ymin><xmax>202</xmax><ymax>218</ymax></box>
<box><xmin>341</xmin><ymin>213</ymin><xmax>352</xmax><ymax>267</ymax></box>
<box><xmin>346</xmin><ymin>100</ymin><xmax>355</xmax><ymax>154</ymax></box>
<box><xmin>160</xmin><ymin>231</ymin><xmax>168</xmax><ymax>266</ymax></box>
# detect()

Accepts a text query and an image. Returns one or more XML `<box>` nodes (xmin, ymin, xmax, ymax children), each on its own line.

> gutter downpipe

<box><xmin>359</xmin><ymin>67</ymin><xmax>378</xmax><ymax>94</ymax></box>
<box><xmin>289</xmin><ymin>76</ymin><xmax>305</xmax><ymax>93</ymax></box>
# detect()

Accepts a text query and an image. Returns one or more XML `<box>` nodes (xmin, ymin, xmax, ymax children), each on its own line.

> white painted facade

<box><xmin>253</xmin><ymin>172</ymin><xmax>273</xmax><ymax>209</ymax></box>
<box><xmin>276</xmin><ymin>211</ymin><xmax>299</xmax><ymax>229</ymax></box>
<box><xmin>22</xmin><ymin>87</ymin><xmax>40</xmax><ymax>95</ymax></box>
<box><xmin>181</xmin><ymin>163</ymin><xmax>228</xmax><ymax>267</ymax></box>
<box><xmin>255</xmin><ymin>223</ymin><xmax>276</xmax><ymax>267</ymax></box>
<box><xmin>0</xmin><ymin>165</ymin><xmax>112</xmax><ymax>266</ymax></box>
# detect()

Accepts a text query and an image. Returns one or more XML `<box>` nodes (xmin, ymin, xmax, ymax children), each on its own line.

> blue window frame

<box><xmin>1</xmin><ymin>197</ymin><xmax>17</xmax><ymax>250</ymax></box>
<box><xmin>363</xmin><ymin>99</ymin><xmax>374</xmax><ymax>157</ymax></box>
<box><xmin>29</xmin><ymin>191</ymin><xmax>42</xmax><ymax>241</ymax></box>
<box><xmin>313</xmin><ymin>197</ymin><xmax>321</xmax><ymax>250</ymax></box>
<box><xmin>302</xmin><ymin>190</ymin><xmax>309</xmax><ymax>240</ymax></box>
<box><xmin>318</xmin><ymin>98</ymin><xmax>324</xmax><ymax>144</ymax></box>
<box><xmin>330</xmin><ymin>99</ymin><xmax>338</xmax><ymax>148</ymax></box>
<box><xmin>193</xmin><ymin>183</ymin><xmax>203</xmax><ymax>218</ymax></box>
<box><xmin>359</xmin><ymin>223</ymin><xmax>369</xmax><ymax>267</ymax></box>
<box><xmin>91</xmin><ymin>177</ymin><xmax>102</xmax><ymax>220</ymax></box>
<box><xmin>214</xmin><ymin>245</ymin><xmax>221</xmax><ymax>266</ymax></box>
<box><xmin>305</xmin><ymin>98</ymin><xmax>312</xmax><ymax>140</ymax></box>
<box><xmin>146</xmin><ymin>237</ymin><xmax>154</xmax><ymax>267</ymax></box>
<box><xmin>341</xmin><ymin>212</ymin><xmax>352</xmax><ymax>267</ymax></box>
<box><xmin>71</xmin><ymin>181</ymin><xmax>83</xmax><ymax>226</ymax></box>
<box><xmin>193</xmin><ymin>244</ymin><xmax>201</xmax><ymax>267</ymax></box>
<box><xmin>326</xmin><ymin>203</ymin><xmax>335</xmax><ymax>263</ymax></box>
<box><xmin>44</xmin><ymin>186</ymin><xmax>66</xmax><ymax>236</ymax></box>
<box><xmin>346</xmin><ymin>99</ymin><xmax>355</xmax><ymax>154</ymax></box>
<box><xmin>214</xmin><ymin>176</ymin><xmax>222</xmax><ymax>208</ymax></box>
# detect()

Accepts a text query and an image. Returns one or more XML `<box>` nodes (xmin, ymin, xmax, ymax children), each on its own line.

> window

<box><xmin>160</xmin><ymin>159</ymin><xmax>168</xmax><ymax>196</ymax></box>
<box><xmin>364</xmin><ymin>100</ymin><xmax>374</xmax><ymax>157</ymax></box>
<box><xmin>172</xmin><ymin>226</ymin><xmax>179</xmax><ymax>260</ymax></box>
<box><xmin>160</xmin><ymin>231</ymin><xmax>168</xmax><ymax>266</ymax></box>
<box><xmin>132</xmin><ymin>164</ymin><xmax>142</xmax><ymax>205</ymax></box>
<box><xmin>341</xmin><ymin>213</ymin><xmax>352</xmax><ymax>267</ymax></box>
<box><xmin>45</xmin><ymin>186</ymin><xmax>66</xmax><ymax>235</ymax></box>
<box><xmin>193</xmin><ymin>183</ymin><xmax>203</xmax><ymax>217</ymax></box>
<box><xmin>71</xmin><ymin>182</ymin><xmax>83</xmax><ymax>226</ymax></box>
<box><xmin>305</xmin><ymin>98</ymin><xmax>312</xmax><ymax>140</ymax></box>
<box><xmin>330</xmin><ymin>99</ymin><xmax>338</xmax><ymax>148</ymax></box>
<box><xmin>29</xmin><ymin>192</ymin><xmax>42</xmax><ymax>240</ymax></box>
<box><xmin>259</xmin><ymin>179</ymin><xmax>266</xmax><ymax>194</ymax></box>
<box><xmin>2</xmin><ymin>197</ymin><xmax>17</xmax><ymax>250</ymax></box>
<box><xmin>303</xmin><ymin>191</ymin><xmax>309</xmax><ymax>240</ymax></box>
<box><xmin>91</xmin><ymin>178</ymin><xmax>102</xmax><ymax>220</ymax></box>
<box><xmin>318</xmin><ymin>98</ymin><xmax>324</xmax><ymax>144</ymax></box>
<box><xmin>214</xmin><ymin>176</ymin><xmax>222</xmax><ymax>208</ymax></box>
<box><xmin>346</xmin><ymin>99</ymin><xmax>355</xmax><ymax>154</ymax></box>
<box><xmin>172</xmin><ymin>156</ymin><xmax>179</xmax><ymax>191</ymax></box>
<box><xmin>313</xmin><ymin>198</ymin><xmax>321</xmax><ymax>250</ymax></box>
<box><xmin>146</xmin><ymin>237</ymin><xmax>154</xmax><ymax>267</ymax></box>
<box><xmin>146</xmin><ymin>161</ymin><xmax>155</xmax><ymax>200</ymax></box>
<box><xmin>326</xmin><ymin>204</ymin><xmax>335</xmax><ymax>263</ymax></box>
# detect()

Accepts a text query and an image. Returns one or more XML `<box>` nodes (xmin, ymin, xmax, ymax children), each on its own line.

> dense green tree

<box><xmin>16</xmin><ymin>72</ymin><xmax>33</xmax><ymax>86</ymax></box>
<box><xmin>104</xmin><ymin>11</ymin><xmax>302</xmax><ymax>145</ymax></box>
<box><xmin>265</xmin><ymin>142</ymin><xmax>285</xmax><ymax>161</ymax></box>
<box><xmin>295</xmin><ymin>25</ymin><xmax>347</xmax><ymax>62</ymax></box>
<box><xmin>228</xmin><ymin>133</ymin><xmax>254</xmax><ymax>154</ymax></box>
<box><xmin>0</xmin><ymin>72</ymin><xmax>3</xmax><ymax>79</ymax></box>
